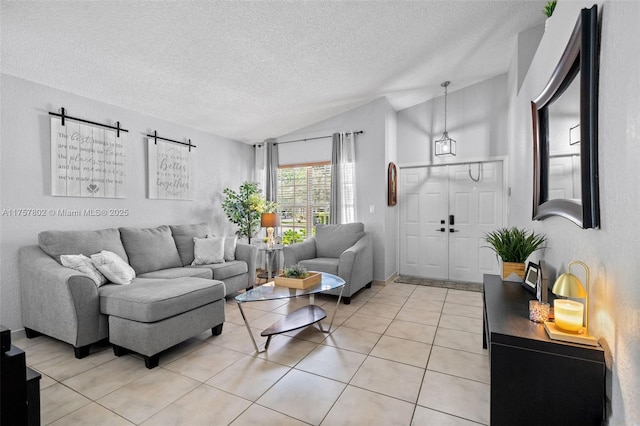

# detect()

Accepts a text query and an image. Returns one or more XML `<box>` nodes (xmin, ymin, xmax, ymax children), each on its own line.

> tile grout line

<box><xmin>409</xmin><ymin>286</ymin><xmax>447</xmax><ymax>425</ymax></box>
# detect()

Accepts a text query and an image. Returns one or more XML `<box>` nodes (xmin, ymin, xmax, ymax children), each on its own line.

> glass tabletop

<box><xmin>255</xmin><ymin>243</ymin><xmax>283</xmax><ymax>252</ymax></box>
<box><xmin>236</xmin><ymin>272</ymin><xmax>345</xmax><ymax>303</ymax></box>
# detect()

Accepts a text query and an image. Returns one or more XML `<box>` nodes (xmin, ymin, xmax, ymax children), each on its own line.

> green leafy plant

<box><xmin>484</xmin><ymin>227</ymin><xmax>547</xmax><ymax>263</ymax></box>
<box><xmin>283</xmin><ymin>263</ymin><xmax>309</xmax><ymax>279</ymax></box>
<box><xmin>282</xmin><ymin>229</ymin><xmax>306</xmax><ymax>245</ymax></box>
<box><xmin>221</xmin><ymin>182</ymin><xmax>277</xmax><ymax>244</ymax></box>
<box><xmin>543</xmin><ymin>0</ymin><xmax>557</xmax><ymax>18</ymax></box>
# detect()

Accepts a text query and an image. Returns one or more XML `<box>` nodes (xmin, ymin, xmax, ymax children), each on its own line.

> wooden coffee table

<box><xmin>235</xmin><ymin>272</ymin><xmax>345</xmax><ymax>353</ymax></box>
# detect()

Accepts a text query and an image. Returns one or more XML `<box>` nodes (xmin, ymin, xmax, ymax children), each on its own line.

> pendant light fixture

<box><xmin>434</xmin><ymin>81</ymin><xmax>456</xmax><ymax>157</ymax></box>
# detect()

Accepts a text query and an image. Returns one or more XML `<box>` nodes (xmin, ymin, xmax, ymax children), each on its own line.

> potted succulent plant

<box><xmin>485</xmin><ymin>227</ymin><xmax>547</xmax><ymax>279</ymax></box>
<box><xmin>282</xmin><ymin>263</ymin><xmax>310</xmax><ymax>279</ymax></box>
<box><xmin>275</xmin><ymin>263</ymin><xmax>321</xmax><ymax>289</ymax></box>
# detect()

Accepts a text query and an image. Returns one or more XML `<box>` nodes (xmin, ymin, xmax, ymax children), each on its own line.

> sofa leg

<box><xmin>144</xmin><ymin>354</ymin><xmax>160</xmax><ymax>369</ymax></box>
<box><xmin>365</xmin><ymin>281</ymin><xmax>372</xmax><ymax>289</ymax></box>
<box><xmin>24</xmin><ymin>328</ymin><xmax>42</xmax><ymax>339</ymax></box>
<box><xmin>74</xmin><ymin>345</ymin><xmax>91</xmax><ymax>359</ymax></box>
<box><xmin>342</xmin><ymin>297</ymin><xmax>351</xmax><ymax>305</ymax></box>
<box><xmin>212</xmin><ymin>323</ymin><xmax>224</xmax><ymax>336</ymax></box>
<box><xmin>112</xmin><ymin>345</ymin><xmax>129</xmax><ymax>357</ymax></box>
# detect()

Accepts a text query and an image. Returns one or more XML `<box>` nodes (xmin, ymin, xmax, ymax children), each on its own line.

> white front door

<box><xmin>399</xmin><ymin>161</ymin><xmax>504</xmax><ymax>282</ymax></box>
<box><xmin>399</xmin><ymin>166</ymin><xmax>449</xmax><ymax>279</ymax></box>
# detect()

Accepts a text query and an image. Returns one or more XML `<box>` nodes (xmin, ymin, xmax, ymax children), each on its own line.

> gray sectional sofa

<box><xmin>19</xmin><ymin>223</ymin><xmax>257</xmax><ymax>368</ymax></box>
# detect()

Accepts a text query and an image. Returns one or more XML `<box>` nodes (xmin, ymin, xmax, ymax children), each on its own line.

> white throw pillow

<box><xmin>192</xmin><ymin>237</ymin><xmax>225</xmax><ymax>265</ymax></box>
<box><xmin>60</xmin><ymin>254</ymin><xmax>107</xmax><ymax>287</ymax></box>
<box><xmin>91</xmin><ymin>250</ymin><xmax>136</xmax><ymax>285</ymax></box>
<box><xmin>223</xmin><ymin>236</ymin><xmax>237</xmax><ymax>261</ymax></box>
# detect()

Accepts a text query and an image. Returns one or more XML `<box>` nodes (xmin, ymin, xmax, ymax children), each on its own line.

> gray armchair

<box><xmin>283</xmin><ymin>223</ymin><xmax>373</xmax><ymax>304</ymax></box>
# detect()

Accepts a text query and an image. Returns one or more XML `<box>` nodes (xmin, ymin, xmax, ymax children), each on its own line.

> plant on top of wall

<box><xmin>543</xmin><ymin>0</ymin><xmax>557</xmax><ymax>18</ymax></box>
<box><xmin>222</xmin><ymin>181</ymin><xmax>277</xmax><ymax>244</ymax></box>
<box><xmin>485</xmin><ymin>227</ymin><xmax>547</xmax><ymax>279</ymax></box>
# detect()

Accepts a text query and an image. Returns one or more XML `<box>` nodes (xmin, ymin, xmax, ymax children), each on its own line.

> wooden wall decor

<box><xmin>387</xmin><ymin>162</ymin><xmax>397</xmax><ymax>206</ymax></box>
<box><xmin>50</xmin><ymin>112</ymin><xmax>127</xmax><ymax>198</ymax></box>
<box><xmin>147</xmin><ymin>135</ymin><xmax>195</xmax><ymax>200</ymax></box>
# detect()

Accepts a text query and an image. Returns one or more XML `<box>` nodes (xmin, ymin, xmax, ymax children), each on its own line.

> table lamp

<box><xmin>260</xmin><ymin>212</ymin><xmax>279</xmax><ymax>248</ymax></box>
<box><xmin>544</xmin><ymin>260</ymin><xmax>598</xmax><ymax>346</ymax></box>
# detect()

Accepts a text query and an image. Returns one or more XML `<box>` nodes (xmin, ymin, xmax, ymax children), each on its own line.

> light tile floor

<box><xmin>17</xmin><ymin>283</ymin><xmax>490</xmax><ymax>425</ymax></box>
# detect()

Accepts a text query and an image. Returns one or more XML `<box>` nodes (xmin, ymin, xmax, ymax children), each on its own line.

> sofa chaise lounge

<box><xmin>19</xmin><ymin>223</ymin><xmax>257</xmax><ymax>368</ymax></box>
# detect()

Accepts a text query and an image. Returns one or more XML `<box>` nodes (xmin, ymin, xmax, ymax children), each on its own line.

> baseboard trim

<box><xmin>11</xmin><ymin>328</ymin><xmax>27</xmax><ymax>340</ymax></box>
<box><xmin>373</xmin><ymin>273</ymin><xmax>398</xmax><ymax>287</ymax></box>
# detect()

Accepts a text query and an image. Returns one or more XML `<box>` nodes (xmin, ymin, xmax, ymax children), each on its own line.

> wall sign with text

<box><xmin>147</xmin><ymin>138</ymin><xmax>195</xmax><ymax>200</ymax></box>
<box><xmin>50</xmin><ymin>117</ymin><xmax>126</xmax><ymax>198</ymax></box>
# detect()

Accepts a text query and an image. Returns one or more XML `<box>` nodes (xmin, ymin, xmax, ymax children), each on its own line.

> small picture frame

<box><xmin>538</xmin><ymin>260</ymin><xmax>549</xmax><ymax>302</ymax></box>
<box><xmin>522</xmin><ymin>261</ymin><xmax>540</xmax><ymax>295</ymax></box>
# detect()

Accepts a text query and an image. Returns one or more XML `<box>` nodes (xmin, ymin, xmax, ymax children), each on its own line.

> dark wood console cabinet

<box><xmin>483</xmin><ymin>274</ymin><xmax>605</xmax><ymax>425</ymax></box>
<box><xmin>1</xmin><ymin>326</ymin><xmax>41</xmax><ymax>426</ymax></box>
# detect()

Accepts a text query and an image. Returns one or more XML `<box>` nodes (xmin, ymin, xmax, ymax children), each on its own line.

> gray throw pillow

<box><xmin>191</xmin><ymin>237</ymin><xmax>225</xmax><ymax>265</ymax></box>
<box><xmin>208</xmin><ymin>234</ymin><xmax>237</xmax><ymax>261</ymax></box>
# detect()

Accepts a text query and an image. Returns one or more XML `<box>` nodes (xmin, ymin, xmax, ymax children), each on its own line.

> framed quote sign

<box><xmin>50</xmin><ymin>116</ymin><xmax>126</xmax><ymax>198</ymax></box>
<box><xmin>147</xmin><ymin>138</ymin><xmax>195</xmax><ymax>200</ymax></box>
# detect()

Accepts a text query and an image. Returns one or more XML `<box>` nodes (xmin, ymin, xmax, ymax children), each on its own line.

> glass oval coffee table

<box><xmin>235</xmin><ymin>272</ymin><xmax>345</xmax><ymax>353</ymax></box>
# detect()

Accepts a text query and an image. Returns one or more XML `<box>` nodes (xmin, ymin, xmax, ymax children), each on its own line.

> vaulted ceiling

<box><xmin>1</xmin><ymin>1</ymin><xmax>547</xmax><ymax>143</ymax></box>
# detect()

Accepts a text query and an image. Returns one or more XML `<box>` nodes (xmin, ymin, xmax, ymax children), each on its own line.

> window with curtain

<box><xmin>330</xmin><ymin>132</ymin><xmax>357</xmax><ymax>224</ymax></box>
<box><xmin>277</xmin><ymin>162</ymin><xmax>331</xmax><ymax>243</ymax></box>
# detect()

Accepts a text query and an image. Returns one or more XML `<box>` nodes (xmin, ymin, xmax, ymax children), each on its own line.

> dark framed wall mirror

<box><xmin>387</xmin><ymin>162</ymin><xmax>397</xmax><ymax>206</ymax></box>
<box><xmin>531</xmin><ymin>5</ymin><xmax>599</xmax><ymax>228</ymax></box>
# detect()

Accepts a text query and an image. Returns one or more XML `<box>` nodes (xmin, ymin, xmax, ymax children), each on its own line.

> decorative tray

<box><xmin>273</xmin><ymin>272</ymin><xmax>322</xmax><ymax>289</ymax></box>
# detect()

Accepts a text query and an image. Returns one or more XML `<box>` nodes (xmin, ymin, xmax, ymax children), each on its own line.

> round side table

<box><xmin>256</xmin><ymin>244</ymin><xmax>283</xmax><ymax>284</ymax></box>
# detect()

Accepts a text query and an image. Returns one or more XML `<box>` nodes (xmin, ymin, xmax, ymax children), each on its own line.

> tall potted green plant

<box><xmin>543</xmin><ymin>1</ymin><xmax>557</xmax><ymax>18</ymax></box>
<box><xmin>222</xmin><ymin>182</ymin><xmax>276</xmax><ymax>244</ymax></box>
<box><xmin>485</xmin><ymin>227</ymin><xmax>547</xmax><ymax>279</ymax></box>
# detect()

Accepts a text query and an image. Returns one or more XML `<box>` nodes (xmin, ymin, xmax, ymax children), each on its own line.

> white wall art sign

<box><xmin>147</xmin><ymin>138</ymin><xmax>195</xmax><ymax>200</ymax></box>
<box><xmin>51</xmin><ymin>117</ymin><xmax>126</xmax><ymax>198</ymax></box>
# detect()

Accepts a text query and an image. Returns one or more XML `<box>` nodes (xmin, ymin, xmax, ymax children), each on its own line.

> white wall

<box><xmin>507</xmin><ymin>2</ymin><xmax>640</xmax><ymax>424</ymax></box>
<box><xmin>384</xmin><ymin>101</ymin><xmax>398</xmax><ymax>280</ymax></box>
<box><xmin>0</xmin><ymin>74</ymin><xmax>254</xmax><ymax>330</ymax></box>
<box><xmin>278</xmin><ymin>137</ymin><xmax>332</xmax><ymax>165</ymax></box>
<box><xmin>397</xmin><ymin>74</ymin><xmax>509</xmax><ymax>166</ymax></box>
<box><xmin>275</xmin><ymin>97</ymin><xmax>394</xmax><ymax>282</ymax></box>
<box><xmin>515</xmin><ymin>23</ymin><xmax>545</xmax><ymax>95</ymax></box>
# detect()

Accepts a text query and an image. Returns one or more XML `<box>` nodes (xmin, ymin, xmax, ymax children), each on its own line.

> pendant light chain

<box><xmin>443</xmin><ymin>82</ymin><xmax>448</xmax><ymax>133</ymax></box>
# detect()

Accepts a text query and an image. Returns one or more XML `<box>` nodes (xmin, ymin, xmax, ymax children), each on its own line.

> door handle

<box><xmin>436</xmin><ymin>227</ymin><xmax>446</xmax><ymax>232</ymax></box>
<box><xmin>450</xmin><ymin>228</ymin><xmax>459</xmax><ymax>232</ymax></box>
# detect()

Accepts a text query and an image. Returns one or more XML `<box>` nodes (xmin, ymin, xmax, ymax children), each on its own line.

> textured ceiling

<box><xmin>1</xmin><ymin>1</ymin><xmax>546</xmax><ymax>143</ymax></box>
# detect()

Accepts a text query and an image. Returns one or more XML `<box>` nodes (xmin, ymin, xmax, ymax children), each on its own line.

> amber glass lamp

<box><xmin>260</xmin><ymin>212</ymin><xmax>279</xmax><ymax>248</ymax></box>
<box><xmin>544</xmin><ymin>260</ymin><xmax>598</xmax><ymax>346</ymax></box>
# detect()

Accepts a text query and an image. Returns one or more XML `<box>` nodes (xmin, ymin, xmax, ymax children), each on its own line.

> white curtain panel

<box><xmin>254</xmin><ymin>143</ymin><xmax>266</xmax><ymax>192</ymax></box>
<box><xmin>265</xmin><ymin>139</ymin><xmax>279</xmax><ymax>203</ymax></box>
<box><xmin>254</xmin><ymin>140</ymin><xmax>279</xmax><ymax>270</ymax></box>
<box><xmin>330</xmin><ymin>132</ymin><xmax>357</xmax><ymax>224</ymax></box>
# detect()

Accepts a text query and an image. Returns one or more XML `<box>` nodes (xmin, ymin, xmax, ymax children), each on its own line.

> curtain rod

<box><xmin>49</xmin><ymin>107</ymin><xmax>129</xmax><ymax>137</ymax></box>
<box><xmin>255</xmin><ymin>130</ymin><xmax>364</xmax><ymax>146</ymax></box>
